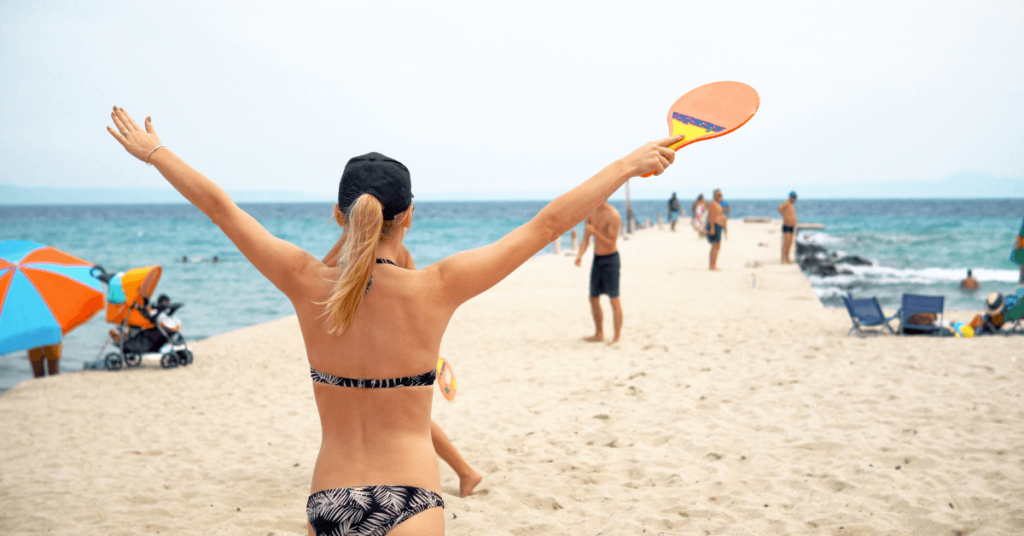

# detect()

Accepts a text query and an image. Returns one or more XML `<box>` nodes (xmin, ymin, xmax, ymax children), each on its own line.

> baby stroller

<box><xmin>90</xmin><ymin>265</ymin><xmax>193</xmax><ymax>370</ymax></box>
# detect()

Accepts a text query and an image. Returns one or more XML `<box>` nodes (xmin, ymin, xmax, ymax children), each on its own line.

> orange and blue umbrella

<box><xmin>0</xmin><ymin>240</ymin><xmax>104</xmax><ymax>355</ymax></box>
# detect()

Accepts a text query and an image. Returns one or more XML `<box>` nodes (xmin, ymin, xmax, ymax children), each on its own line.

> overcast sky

<box><xmin>1</xmin><ymin>1</ymin><xmax>1022</xmax><ymax>200</ymax></box>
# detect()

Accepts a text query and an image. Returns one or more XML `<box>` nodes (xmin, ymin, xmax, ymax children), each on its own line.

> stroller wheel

<box><xmin>176</xmin><ymin>349</ymin><xmax>193</xmax><ymax>366</ymax></box>
<box><xmin>104</xmin><ymin>352</ymin><xmax>123</xmax><ymax>371</ymax></box>
<box><xmin>124</xmin><ymin>353</ymin><xmax>142</xmax><ymax>368</ymax></box>
<box><xmin>160</xmin><ymin>352</ymin><xmax>179</xmax><ymax>369</ymax></box>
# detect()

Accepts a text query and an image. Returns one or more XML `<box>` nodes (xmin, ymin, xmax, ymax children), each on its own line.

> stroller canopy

<box><xmin>106</xmin><ymin>265</ymin><xmax>162</xmax><ymax>328</ymax></box>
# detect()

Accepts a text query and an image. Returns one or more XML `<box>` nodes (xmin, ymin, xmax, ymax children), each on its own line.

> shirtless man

<box><xmin>777</xmin><ymin>191</ymin><xmax>798</xmax><ymax>264</ymax></box>
<box><xmin>321</xmin><ymin>238</ymin><xmax>483</xmax><ymax>498</ymax></box>
<box><xmin>574</xmin><ymin>201</ymin><xmax>623</xmax><ymax>343</ymax></box>
<box><xmin>706</xmin><ymin>189</ymin><xmax>726</xmax><ymax>270</ymax></box>
<box><xmin>960</xmin><ymin>269</ymin><xmax>980</xmax><ymax>291</ymax></box>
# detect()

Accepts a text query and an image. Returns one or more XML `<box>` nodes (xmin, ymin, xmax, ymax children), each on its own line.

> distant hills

<box><xmin>1</xmin><ymin>173</ymin><xmax>1020</xmax><ymax>205</ymax></box>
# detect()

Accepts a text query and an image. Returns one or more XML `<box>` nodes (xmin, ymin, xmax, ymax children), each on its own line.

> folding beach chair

<box><xmin>842</xmin><ymin>294</ymin><xmax>897</xmax><ymax>336</ymax></box>
<box><xmin>896</xmin><ymin>293</ymin><xmax>945</xmax><ymax>336</ymax></box>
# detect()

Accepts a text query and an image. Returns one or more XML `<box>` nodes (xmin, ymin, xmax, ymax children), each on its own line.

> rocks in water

<box><xmin>815</xmin><ymin>262</ymin><xmax>840</xmax><ymax>276</ymax></box>
<box><xmin>796</xmin><ymin>242</ymin><xmax>828</xmax><ymax>258</ymax></box>
<box><xmin>837</xmin><ymin>255</ymin><xmax>872</xmax><ymax>266</ymax></box>
<box><xmin>796</xmin><ymin>241</ymin><xmax>871</xmax><ymax>277</ymax></box>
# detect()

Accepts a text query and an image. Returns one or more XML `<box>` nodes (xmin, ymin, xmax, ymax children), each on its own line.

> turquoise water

<box><xmin>1</xmin><ymin>199</ymin><xmax>1021</xmax><ymax>393</ymax></box>
<box><xmin>800</xmin><ymin>213</ymin><xmax>1021</xmax><ymax>307</ymax></box>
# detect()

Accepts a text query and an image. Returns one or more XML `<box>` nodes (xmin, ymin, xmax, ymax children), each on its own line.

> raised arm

<box><xmin>107</xmin><ymin>107</ymin><xmax>320</xmax><ymax>300</ymax></box>
<box><xmin>574</xmin><ymin>219</ymin><xmax>592</xmax><ymax>267</ymax></box>
<box><xmin>427</xmin><ymin>135</ymin><xmax>682</xmax><ymax>307</ymax></box>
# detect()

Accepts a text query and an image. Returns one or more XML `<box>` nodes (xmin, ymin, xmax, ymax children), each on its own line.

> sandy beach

<box><xmin>1</xmin><ymin>220</ymin><xmax>1022</xmax><ymax>536</ymax></box>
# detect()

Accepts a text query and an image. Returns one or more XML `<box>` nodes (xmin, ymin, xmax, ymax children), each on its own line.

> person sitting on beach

<box><xmin>970</xmin><ymin>292</ymin><xmax>1005</xmax><ymax>334</ymax></box>
<box><xmin>777</xmin><ymin>191</ymin><xmax>797</xmax><ymax>264</ymax></box>
<box><xmin>574</xmin><ymin>200</ymin><xmax>623</xmax><ymax>344</ymax></box>
<box><xmin>667</xmin><ymin>192</ymin><xmax>682</xmax><ymax>232</ymax></box>
<box><xmin>321</xmin><ymin>238</ymin><xmax>483</xmax><ymax>498</ymax></box>
<box><xmin>959</xmin><ymin>269</ymin><xmax>980</xmax><ymax>292</ymax></box>
<box><xmin>106</xmin><ymin>106</ymin><xmax>680</xmax><ymax>536</ymax></box>
<box><xmin>706</xmin><ymin>189</ymin><xmax>726</xmax><ymax>270</ymax></box>
<box><xmin>27</xmin><ymin>343</ymin><xmax>62</xmax><ymax>378</ymax></box>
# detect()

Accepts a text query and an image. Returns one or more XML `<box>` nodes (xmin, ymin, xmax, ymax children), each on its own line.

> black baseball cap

<box><xmin>337</xmin><ymin>152</ymin><xmax>413</xmax><ymax>221</ymax></box>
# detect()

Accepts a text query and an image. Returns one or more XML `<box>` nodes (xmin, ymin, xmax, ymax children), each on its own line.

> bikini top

<box><xmin>310</xmin><ymin>258</ymin><xmax>436</xmax><ymax>389</ymax></box>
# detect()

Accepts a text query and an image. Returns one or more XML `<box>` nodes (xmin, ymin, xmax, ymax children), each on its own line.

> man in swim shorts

<box><xmin>575</xmin><ymin>200</ymin><xmax>623</xmax><ymax>343</ymax></box>
<box><xmin>706</xmin><ymin>189</ymin><xmax>726</xmax><ymax>271</ymax></box>
<box><xmin>27</xmin><ymin>343</ymin><xmax>62</xmax><ymax>378</ymax></box>
<box><xmin>777</xmin><ymin>191</ymin><xmax>798</xmax><ymax>264</ymax></box>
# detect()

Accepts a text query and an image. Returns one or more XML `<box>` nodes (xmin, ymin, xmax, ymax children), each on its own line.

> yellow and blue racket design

<box><xmin>436</xmin><ymin>358</ymin><xmax>457</xmax><ymax>401</ymax></box>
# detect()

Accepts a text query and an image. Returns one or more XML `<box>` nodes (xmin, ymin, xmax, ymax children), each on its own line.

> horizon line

<box><xmin>3</xmin><ymin>196</ymin><xmax>1022</xmax><ymax>207</ymax></box>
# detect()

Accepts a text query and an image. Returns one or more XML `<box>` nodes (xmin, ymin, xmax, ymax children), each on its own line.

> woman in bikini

<box><xmin>107</xmin><ymin>106</ymin><xmax>680</xmax><ymax>536</ymax></box>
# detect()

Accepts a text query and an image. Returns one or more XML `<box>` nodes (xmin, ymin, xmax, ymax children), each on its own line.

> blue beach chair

<box><xmin>896</xmin><ymin>293</ymin><xmax>945</xmax><ymax>336</ymax></box>
<box><xmin>842</xmin><ymin>294</ymin><xmax>897</xmax><ymax>336</ymax></box>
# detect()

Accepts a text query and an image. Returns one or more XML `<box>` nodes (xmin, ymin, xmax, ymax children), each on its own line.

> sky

<box><xmin>1</xmin><ymin>1</ymin><xmax>1022</xmax><ymax>201</ymax></box>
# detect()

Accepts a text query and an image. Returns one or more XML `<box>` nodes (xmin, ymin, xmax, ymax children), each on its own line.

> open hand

<box><xmin>622</xmin><ymin>135</ymin><xmax>683</xmax><ymax>177</ymax></box>
<box><xmin>107</xmin><ymin>106</ymin><xmax>162</xmax><ymax>162</ymax></box>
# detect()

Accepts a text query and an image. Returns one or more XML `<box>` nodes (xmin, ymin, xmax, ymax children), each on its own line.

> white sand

<box><xmin>1</xmin><ymin>221</ymin><xmax>1022</xmax><ymax>535</ymax></box>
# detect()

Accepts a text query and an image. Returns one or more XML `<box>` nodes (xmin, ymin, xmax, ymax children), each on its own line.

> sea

<box><xmin>1</xmin><ymin>199</ymin><xmax>1021</xmax><ymax>394</ymax></box>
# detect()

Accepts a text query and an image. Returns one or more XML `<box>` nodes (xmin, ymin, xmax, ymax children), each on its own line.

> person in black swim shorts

<box><xmin>575</xmin><ymin>200</ymin><xmax>623</xmax><ymax>344</ymax></box>
<box><xmin>706</xmin><ymin>189</ymin><xmax>726</xmax><ymax>270</ymax></box>
<box><xmin>778</xmin><ymin>191</ymin><xmax>798</xmax><ymax>264</ymax></box>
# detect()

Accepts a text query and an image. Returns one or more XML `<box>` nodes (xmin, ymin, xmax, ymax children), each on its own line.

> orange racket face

<box><xmin>436</xmin><ymin>358</ymin><xmax>456</xmax><ymax>401</ymax></box>
<box><xmin>665</xmin><ymin>82</ymin><xmax>759</xmax><ymax>150</ymax></box>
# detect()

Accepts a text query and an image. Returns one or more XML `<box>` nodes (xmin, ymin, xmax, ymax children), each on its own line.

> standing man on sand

<box><xmin>778</xmin><ymin>191</ymin><xmax>798</xmax><ymax>264</ymax></box>
<box><xmin>706</xmin><ymin>189</ymin><xmax>726</xmax><ymax>271</ymax></box>
<box><xmin>575</xmin><ymin>200</ymin><xmax>623</xmax><ymax>344</ymax></box>
<box><xmin>667</xmin><ymin>192</ymin><xmax>682</xmax><ymax>232</ymax></box>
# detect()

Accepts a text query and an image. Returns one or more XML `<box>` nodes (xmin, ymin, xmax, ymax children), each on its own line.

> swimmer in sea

<box><xmin>959</xmin><ymin>269</ymin><xmax>980</xmax><ymax>292</ymax></box>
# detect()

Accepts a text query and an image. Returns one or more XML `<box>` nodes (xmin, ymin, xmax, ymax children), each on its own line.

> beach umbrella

<box><xmin>0</xmin><ymin>240</ymin><xmax>104</xmax><ymax>355</ymax></box>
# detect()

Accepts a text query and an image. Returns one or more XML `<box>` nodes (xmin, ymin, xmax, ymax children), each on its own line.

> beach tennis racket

<box><xmin>436</xmin><ymin>358</ymin><xmax>457</xmax><ymax>401</ymax></box>
<box><xmin>641</xmin><ymin>81</ymin><xmax>760</xmax><ymax>177</ymax></box>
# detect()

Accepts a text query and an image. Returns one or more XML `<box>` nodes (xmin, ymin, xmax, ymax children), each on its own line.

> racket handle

<box><xmin>639</xmin><ymin>143</ymin><xmax>683</xmax><ymax>178</ymax></box>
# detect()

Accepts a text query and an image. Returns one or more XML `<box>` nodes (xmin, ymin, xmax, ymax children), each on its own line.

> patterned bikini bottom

<box><xmin>307</xmin><ymin>485</ymin><xmax>444</xmax><ymax>536</ymax></box>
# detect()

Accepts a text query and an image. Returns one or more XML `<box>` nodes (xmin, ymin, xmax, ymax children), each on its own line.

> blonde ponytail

<box><xmin>322</xmin><ymin>194</ymin><xmax>384</xmax><ymax>334</ymax></box>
